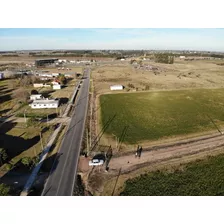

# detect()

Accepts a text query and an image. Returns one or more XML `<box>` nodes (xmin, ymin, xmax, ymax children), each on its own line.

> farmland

<box><xmin>100</xmin><ymin>89</ymin><xmax>224</xmax><ymax>144</ymax></box>
<box><xmin>120</xmin><ymin>153</ymin><xmax>224</xmax><ymax>196</ymax></box>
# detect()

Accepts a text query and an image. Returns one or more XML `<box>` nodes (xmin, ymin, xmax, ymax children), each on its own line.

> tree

<box><xmin>154</xmin><ymin>53</ymin><xmax>174</xmax><ymax>64</ymax></box>
<box><xmin>0</xmin><ymin>184</ymin><xmax>10</xmax><ymax>196</ymax></box>
<box><xmin>19</xmin><ymin>76</ymin><xmax>32</xmax><ymax>87</ymax></box>
<box><xmin>21</xmin><ymin>157</ymin><xmax>32</xmax><ymax>167</ymax></box>
<box><xmin>0</xmin><ymin>148</ymin><xmax>8</xmax><ymax>166</ymax></box>
<box><xmin>21</xmin><ymin>156</ymin><xmax>38</xmax><ymax>169</ymax></box>
<box><xmin>58</xmin><ymin>74</ymin><xmax>67</xmax><ymax>85</ymax></box>
<box><xmin>31</xmin><ymin>89</ymin><xmax>39</xmax><ymax>95</ymax></box>
<box><xmin>12</xmin><ymin>88</ymin><xmax>29</xmax><ymax>103</ymax></box>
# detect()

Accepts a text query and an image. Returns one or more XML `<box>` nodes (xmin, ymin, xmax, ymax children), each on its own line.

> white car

<box><xmin>89</xmin><ymin>159</ymin><xmax>104</xmax><ymax>166</ymax></box>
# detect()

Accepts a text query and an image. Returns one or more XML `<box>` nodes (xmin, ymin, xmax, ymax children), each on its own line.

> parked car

<box><xmin>89</xmin><ymin>159</ymin><xmax>104</xmax><ymax>166</ymax></box>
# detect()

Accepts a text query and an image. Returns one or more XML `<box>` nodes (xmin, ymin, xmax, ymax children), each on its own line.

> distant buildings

<box><xmin>38</xmin><ymin>73</ymin><xmax>59</xmax><ymax>78</ymax></box>
<box><xmin>35</xmin><ymin>58</ymin><xmax>58</xmax><ymax>67</ymax></box>
<box><xmin>110</xmin><ymin>85</ymin><xmax>124</xmax><ymax>91</ymax></box>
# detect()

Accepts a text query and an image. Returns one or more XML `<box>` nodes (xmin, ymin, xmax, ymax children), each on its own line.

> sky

<box><xmin>0</xmin><ymin>28</ymin><xmax>224</xmax><ymax>52</ymax></box>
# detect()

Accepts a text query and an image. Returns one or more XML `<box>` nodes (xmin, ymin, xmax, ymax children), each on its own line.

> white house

<box><xmin>30</xmin><ymin>94</ymin><xmax>42</xmax><ymax>101</ymax></box>
<box><xmin>30</xmin><ymin>99</ymin><xmax>59</xmax><ymax>109</ymax></box>
<box><xmin>33</xmin><ymin>83</ymin><xmax>51</xmax><ymax>88</ymax></box>
<box><xmin>53</xmin><ymin>84</ymin><xmax>62</xmax><ymax>90</ymax></box>
<box><xmin>110</xmin><ymin>85</ymin><xmax>124</xmax><ymax>91</ymax></box>
<box><xmin>52</xmin><ymin>73</ymin><xmax>59</xmax><ymax>77</ymax></box>
<box><xmin>180</xmin><ymin>56</ymin><xmax>186</xmax><ymax>59</ymax></box>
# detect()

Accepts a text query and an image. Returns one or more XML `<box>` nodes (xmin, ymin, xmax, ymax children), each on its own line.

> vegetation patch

<box><xmin>120</xmin><ymin>154</ymin><xmax>224</xmax><ymax>196</ymax></box>
<box><xmin>100</xmin><ymin>89</ymin><xmax>224</xmax><ymax>144</ymax></box>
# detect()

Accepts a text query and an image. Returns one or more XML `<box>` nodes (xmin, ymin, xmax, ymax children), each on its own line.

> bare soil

<box><xmin>85</xmin><ymin>132</ymin><xmax>224</xmax><ymax>195</ymax></box>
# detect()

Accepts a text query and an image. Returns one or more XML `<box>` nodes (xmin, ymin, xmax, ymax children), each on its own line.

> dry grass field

<box><xmin>92</xmin><ymin>59</ymin><xmax>224</xmax><ymax>96</ymax></box>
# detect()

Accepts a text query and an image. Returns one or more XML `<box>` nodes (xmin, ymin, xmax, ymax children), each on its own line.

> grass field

<box><xmin>100</xmin><ymin>89</ymin><xmax>224</xmax><ymax>144</ymax></box>
<box><xmin>120</xmin><ymin>153</ymin><xmax>224</xmax><ymax>196</ymax></box>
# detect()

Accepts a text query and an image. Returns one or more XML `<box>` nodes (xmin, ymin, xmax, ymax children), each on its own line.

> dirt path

<box><xmin>109</xmin><ymin>133</ymin><xmax>224</xmax><ymax>173</ymax></box>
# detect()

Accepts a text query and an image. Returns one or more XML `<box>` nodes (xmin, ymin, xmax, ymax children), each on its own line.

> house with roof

<box><xmin>30</xmin><ymin>98</ymin><xmax>59</xmax><ymax>109</ymax></box>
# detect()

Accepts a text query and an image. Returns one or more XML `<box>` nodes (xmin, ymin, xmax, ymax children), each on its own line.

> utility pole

<box><xmin>89</xmin><ymin>92</ymin><xmax>93</xmax><ymax>149</ymax></box>
<box><xmin>47</xmin><ymin>114</ymin><xmax>49</xmax><ymax>126</ymax></box>
<box><xmin>112</xmin><ymin>134</ymin><xmax>119</xmax><ymax>150</ymax></box>
<box><xmin>24</xmin><ymin>109</ymin><xmax>27</xmax><ymax>127</ymax></box>
<box><xmin>86</xmin><ymin>129</ymin><xmax>89</xmax><ymax>156</ymax></box>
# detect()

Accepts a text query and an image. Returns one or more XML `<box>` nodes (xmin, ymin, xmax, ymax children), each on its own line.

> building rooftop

<box><xmin>31</xmin><ymin>99</ymin><xmax>59</xmax><ymax>104</ymax></box>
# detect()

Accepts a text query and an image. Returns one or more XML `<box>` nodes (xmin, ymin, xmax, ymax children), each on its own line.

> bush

<box><xmin>0</xmin><ymin>184</ymin><xmax>10</xmax><ymax>196</ymax></box>
<box><xmin>128</xmin><ymin>83</ymin><xmax>135</xmax><ymax>88</ymax></box>
<box><xmin>145</xmin><ymin>85</ymin><xmax>150</xmax><ymax>90</ymax></box>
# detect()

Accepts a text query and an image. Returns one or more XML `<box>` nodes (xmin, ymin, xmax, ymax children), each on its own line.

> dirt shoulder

<box><xmin>84</xmin><ymin>132</ymin><xmax>224</xmax><ymax>195</ymax></box>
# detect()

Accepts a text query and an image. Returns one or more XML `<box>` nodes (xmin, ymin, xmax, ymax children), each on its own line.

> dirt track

<box><xmin>109</xmin><ymin>132</ymin><xmax>224</xmax><ymax>174</ymax></box>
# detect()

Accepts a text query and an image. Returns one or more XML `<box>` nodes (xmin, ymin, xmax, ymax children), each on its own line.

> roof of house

<box><xmin>31</xmin><ymin>99</ymin><xmax>59</xmax><ymax>105</ymax></box>
<box><xmin>30</xmin><ymin>94</ymin><xmax>42</xmax><ymax>97</ymax></box>
<box><xmin>110</xmin><ymin>85</ymin><xmax>123</xmax><ymax>87</ymax></box>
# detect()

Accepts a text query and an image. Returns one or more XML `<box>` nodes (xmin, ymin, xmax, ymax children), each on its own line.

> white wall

<box><xmin>110</xmin><ymin>85</ymin><xmax>123</xmax><ymax>90</ymax></box>
<box><xmin>53</xmin><ymin>85</ymin><xmax>61</xmax><ymax>90</ymax></box>
<box><xmin>31</xmin><ymin>102</ymin><xmax>59</xmax><ymax>109</ymax></box>
<box><xmin>30</xmin><ymin>95</ymin><xmax>42</xmax><ymax>100</ymax></box>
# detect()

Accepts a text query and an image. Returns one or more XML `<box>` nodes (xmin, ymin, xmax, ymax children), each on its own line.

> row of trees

<box><xmin>0</xmin><ymin>148</ymin><xmax>38</xmax><ymax>168</ymax></box>
<box><xmin>154</xmin><ymin>53</ymin><xmax>174</xmax><ymax>64</ymax></box>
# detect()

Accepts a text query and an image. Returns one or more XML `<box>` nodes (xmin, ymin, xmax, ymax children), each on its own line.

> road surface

<box><xmin>41</xmin><ymin>69</ymin><xmax>90</xmax><ymax>196</ymax></box>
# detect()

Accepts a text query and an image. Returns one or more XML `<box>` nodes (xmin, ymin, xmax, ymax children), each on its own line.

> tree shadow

<box><xmin>41</xmin><ymin>90</ymin><xmax>55</xmax><ymax>98</ymax></box>
<box><xmin>0</xmin><ymin>121</ymin><xmax>41</xmax><ymax>164</ymax></box>
<box><xmin>0</xmin><ymin>93</ymin><xmax>11</xmax><ymax>104</ymax></box>
<box><xmin>0</xmin><ymin>109</ymin><xmax>11</xmax><ymax>116</ymax></box>
<box><xmin>40</xmin><ymin>152</ymin><xmax>64</xmax><ymax>196</ymax></box>
<box><xmin>60</xmin><ymin>97</ymin><xmax>68</xmax><ymax>104</ymax></box>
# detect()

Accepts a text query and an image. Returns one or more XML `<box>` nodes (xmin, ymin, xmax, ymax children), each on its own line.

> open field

<box><xmin>120</xmin><ymin>153</ymin><xmax>224</xmax><ymax>196</ymax></box>
<box><xmin>92</xmin><ymin>60</ymin><xmax>224</xmax><ymax>95</ymax></box>
<box><xmin>100</xmin><ymin>89</ymin><xmax>224</xmax><ymax>144</ymax></box>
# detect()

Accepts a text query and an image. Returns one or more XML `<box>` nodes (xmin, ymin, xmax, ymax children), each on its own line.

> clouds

<box><xmin>0</xmin><ymin>28</ymin><xmax>223</xmax><ymax>51</ymax></box>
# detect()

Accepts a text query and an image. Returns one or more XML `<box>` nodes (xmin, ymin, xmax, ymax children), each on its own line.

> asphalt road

<box><xmin>41</xmin><ymin>68</ymin><xmax>90</xmax><ymax>196</ymax></box>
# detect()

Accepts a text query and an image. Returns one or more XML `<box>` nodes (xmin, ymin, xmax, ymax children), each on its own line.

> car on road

<box><xmin>89</xmin><ymin>159</ymin><xmax>104</xmax><ymax>166</ymax></box>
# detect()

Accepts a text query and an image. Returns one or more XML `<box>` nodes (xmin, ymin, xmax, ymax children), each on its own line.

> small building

<box><xmin>30</xmin><ymin>99</ymin><xmax>59</xmax><ymax>109</ymax></box>
<box><xmin>180</xmin><ymin>56</ymin><xmax>186</xmax><ymax>59</ymax></box>
<box><xmin>110</xmin><ymin>85</ymin><xmax>124</xmax><ymax>91</ymax></box>
<box><xmin>33</xmin><ymin>83</ymin><xmax>51</xmax><ymax>88</ymax></box>
<box><xmin>53</xmin><ymin>84</ymin><xmax>62</xmax><ymax>90</ymax></box>
<box><xmin>30</xmin><ymin>94</ymin><xmax>42</xmax><ymax>101</ymax></box>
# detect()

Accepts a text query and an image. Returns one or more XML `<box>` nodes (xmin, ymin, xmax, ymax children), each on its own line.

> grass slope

<box><xmin>100</xmin><ymin>89</ymin><xmax>224</xmax><ymax>144</ymax></box>
<box><xmin>120</xmin><ymin>154</ymin><xmax>224</xmax><ymax>196</ymax></box>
